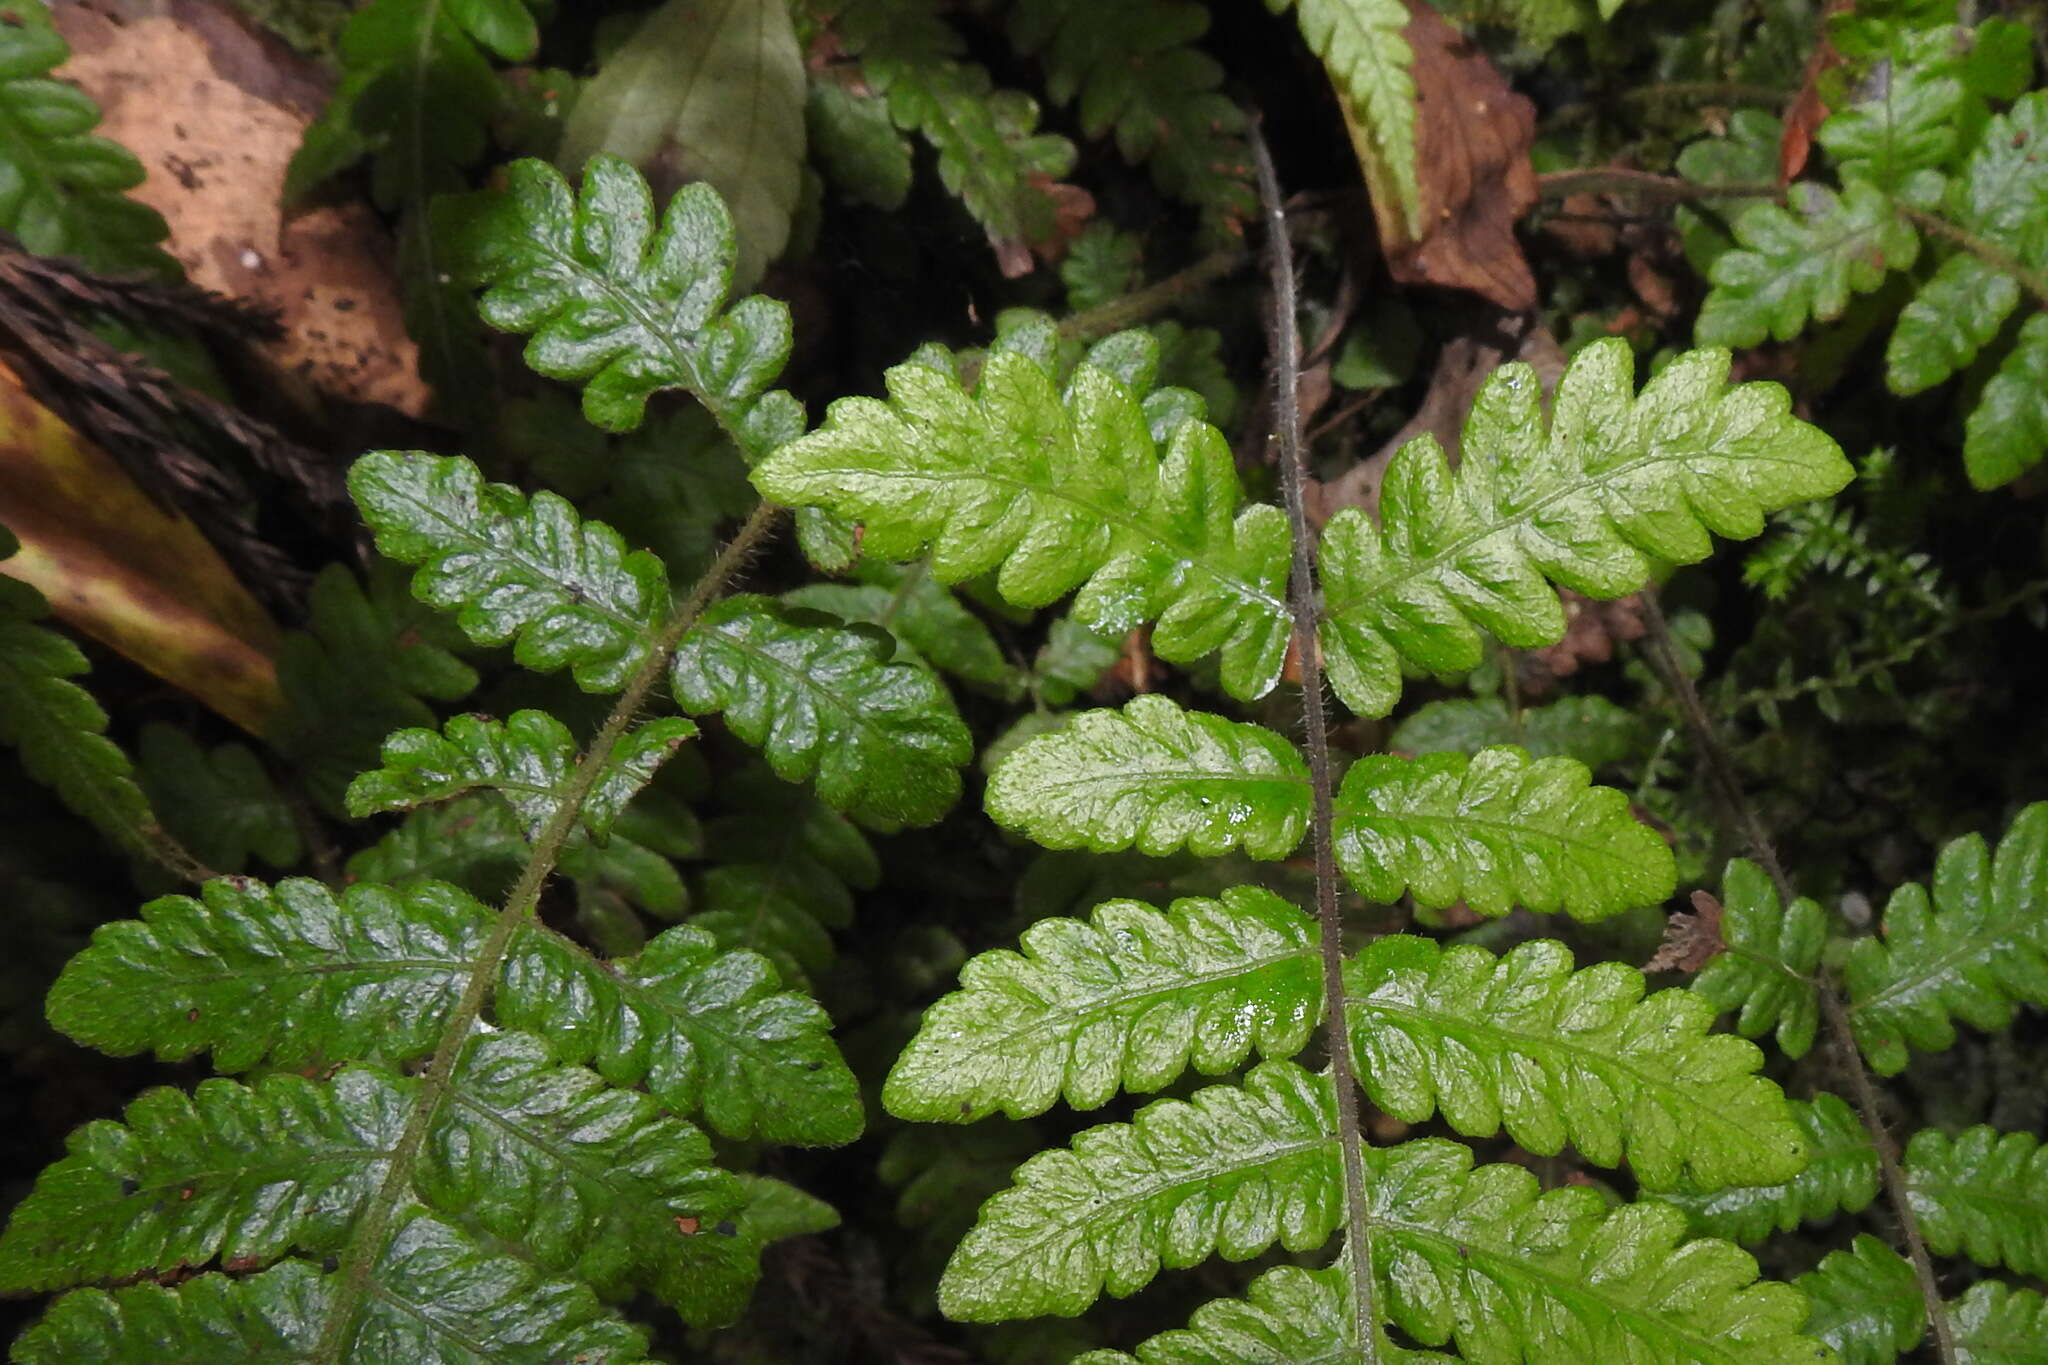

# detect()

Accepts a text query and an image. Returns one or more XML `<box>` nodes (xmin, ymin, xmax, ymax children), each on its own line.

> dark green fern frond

<box><xmin>1008</xmin><ymin>0</ymin><xmax>1255</xmax><ymax>234</ymax></box>
<box><xmin>0</xmin><ymin>1</ymin><xmax>175</xmax><ymax>275</ymax></box>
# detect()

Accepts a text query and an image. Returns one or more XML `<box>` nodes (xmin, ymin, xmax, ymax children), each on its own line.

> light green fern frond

<box><xmin>1317</xmin><ymin>340</ymin><xmax>1850</xmax><ymax>717</ymax></box>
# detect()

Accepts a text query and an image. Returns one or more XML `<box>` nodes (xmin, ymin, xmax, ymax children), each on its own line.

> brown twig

<box><xmin>1249</xmin><ymin>119</ymin><xmax>1381</xmax><ymax>1365</ymax></box>
<box><xmin>1635</xmin><ymin>590</ymin><xmax>1957</xmax><ymax>1365</ymax></box>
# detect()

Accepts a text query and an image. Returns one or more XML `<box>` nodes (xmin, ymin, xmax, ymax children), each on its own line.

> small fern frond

<box><xmin>439</xmin><ymin>156</ymin><xmax>806</xmax><ymax>446</ymax></box>
<box><xmin>0</xmin><ymin>1070</ymin><xmax>406</xmax><ymax>1294</ymax></box>
<box><xmin>0</xmin><ymin>1</ymin><xmax>175</xmax><ymax>275</ymax></box>
<box><xmin>1007</xmin><ymin>0</ymin><xmax>1256</xmax><ymax>233</ymax></box>
<box><xmin>1332</xmin><ymin>746</ymin><xmax>1676</xmax><ymax>920</ymax></box>
<box><xmin>1906</xmin><ymin>1125</ymin><xmax>2048</xmax><ymax>1278</ymax></box>
<box><xmin>937</xmin><ymin>1059</ymin><xmax>1343</xmax><ymax>1321</ymax></box>
<box><xmin>833</xmin><ymin>0</ymin><xmax>1076</xmax><ymax>269</ymax></box>
<box><xmin>1344</xmin><ymin>935</ymin><xmax>1805</xmax><ymax>1191</ymax></box>
<box><xmin>754</xmin><ymin>337</ymin><xmax>1294</xmax><ymax>700</ymax></box>
<box><xmin>288</xmin><ymin>0</ymin><xmax>535</xmax><ymax>205</ymax></box>
<box><xmin>498</xmin><ymin>923</ymin><xmax>864</xmax><ymax>1145</ymax></box>
<box><xmin>1951</xmin><ymin>1280</ymin><xmax>2048</xmax><ymax>1364</ymax></box>
<box><xmin>1691</xmin><ymin>858</ymin><xmax>1828</xmax><ymax>1060</ymax></box>
<box><xmin>1267</xmin><ymin>0</ymin><xmax>1420</xmax><ymax>236</ymax></box>
<box><xmin>1796</xmin><ymin>1234</ymin><xmax>1923</xmax><ymax>1365</ymax></box>
<box><xmin>1887</xmin><ymin>91</ymin><xmax>2048</xmax><ymax>484</ymax></box>
<box><xmin>1317</xmin><ymin>340</ymin><xmax>1850</xmax><ymax>717</ymax></box>
<box><xmin>135</xmin><ymin>727</ymin><xmax>301</xmax><ymax>873</ymax></box>
<box><xmin>350</xmin><ymin>452</ymin><xmax>671</xmax><ymax>692</ymax></box>
<box><xmin>884</xmin><ymin>888</ymin><xmax>1321</xmax><ymax>1122</ymax></box>
<box><xmin>668</xmin><ymin>595</ymin><xmax>972</xmax><ymax>826</ymax></box>
<box><xmin>1367</xmin><ymin>1141</ymin><xmax>1822</xmax><ymax>1363</ymax></box>
<box><xmin>985</xmin><ymin>696</ymin><xmax>1311</xmax><ymax>859</ymax></box>
<box><xmin>1695</xmin><ymin>182</ymin><xmax>1920</xmax><ymax>348</ymax></box>
<box><xmin>47</xmin><ymin>877</ymin><xmax>486</xmax><ymax>1072</ymax></box>
<box><xmin>346</xmin><ymin>710</ymin><xmax>695</xmax><ymax>838</ymax></box>
<box><xmin>0</xmin><ymin>568</ymin><xmax>160</xmax><ymax>866</ymax></box>
<box><xmin>1846</xmin><ymin>802</ymin><xmax>2048</xmax><ymax>1074</ymax></box>
<box><xmin>1663</xmin><ymin>1094</ymin><xmax>1878</xmax><ymax>1243</ymax></box>
<box><xmin>12</xmin><ymin>1214</ymin><xmax>656</xmax><ymax>1365</ymax></box>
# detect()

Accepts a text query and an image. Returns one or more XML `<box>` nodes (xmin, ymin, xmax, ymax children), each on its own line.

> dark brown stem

<box><xmin>1898</xmin><ymin>205</ymin><xmax>2048</xmax><ymax>312</ymax></box>
<box><xmin>1249</xmin><ymin>120</ymin><xmax>1380</xmax><ymax>1364</ymax></box>
<box><xmin>1636</xmin><ymin>591</ymin><xmax>1956</xmax><ymax>1365</ymax></box>
<box><xmin>312</xmin><ymin>500</ymin><xmax>784</xmax><ymax>1363</ymax></box>
<box><xmin>1536</xmin><ymin>169</ymin><xmax>1784</xmax><ymax>203</ymax></box>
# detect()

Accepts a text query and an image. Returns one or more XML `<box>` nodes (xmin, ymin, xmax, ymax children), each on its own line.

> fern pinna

<box><xmin>6</xmin><ymin>140</ymin><xmax>2033</xmax><ymax>1361</ymax></box>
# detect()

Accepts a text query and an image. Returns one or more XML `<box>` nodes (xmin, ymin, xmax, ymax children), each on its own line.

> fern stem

<box><xmin>1898</xmin><ymin>204</ymin><xmax>2048</xmax><ymax>313</ymax></box>
<box><xmin>1636</xmin><ymin>590</ymin><xmax>1959</xmax><ymax>1365</ymax></box>
<box><xmin>311</xmin><ymin>499</ymin><xmax>784</xmax><ymax>1363</ymax></box>
<box><xmin>1249</xmin><ymin>120</ymin><xmax>1381</xmax><ymax>1365</ymax></box>
<box><xmin>1535</xmin><ymin>168</ymin><xmax>1784</xmax><ymax>202</ymax></box>
<box><xmin>1058</xmin><ymin>246</ymin><xmax>1247</xmax><ymax>343</ymax></box>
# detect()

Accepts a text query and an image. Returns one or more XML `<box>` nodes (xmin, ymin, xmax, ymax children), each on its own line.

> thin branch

<box><xmin>1635</xmin><ymin>590</ymin><xmax>1957</xmax><ymax>1365</ymax></box>
<box><xmin>312</xmin><ymin>500</ymin><xmax>784</xmax><ymax>1363</ymax></box>
<box><xmin>1899</xmin><ymin>204</ymin><xmax>2048</xmax><ymax>312</ymax></box>
<box><xmin>1248</xmin><ymin>119</ymin><xmax>1380</xmax><ymax>1365</ymax></box>
<box><xmin>957</xmin><ymin>246</ymin><xmax>1248</xmax><ymax>390</ymax></box>
<box><xmin>1536</xmin><ymin>168</ymin><xmax>1784</xmax><ymax>203</ymax></box>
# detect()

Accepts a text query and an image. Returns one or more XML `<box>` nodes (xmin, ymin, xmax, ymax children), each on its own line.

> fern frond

<box><xmin>1662</xmin><ymin>1094</ymin><xmax>1878</xmax><ymax>1243</ymax></box>
<box><xmin>1795</xmin><ymin>1235</ymin><xmax>1922</xmax><ymax>1365</ymax></box>
<box><xmin>46</xmin><ymin>877</ymin><xmax>486</xmax><ymax>1072</ymax></box>
<box><xmin>669</xmin><ymin>595</ymin><xmax>972</xmax><ymax>826</ymax></box>
<box><xmin>785</xmin><ymin>560</ymin><xmax>1024</xmax><ymax>700</ymax></box>
<box><xmin>0</xmin><ymin>1</ymin><xmax>175</xmax><ymax>275</ymax></box>
<box><xmin>346</xmin><ymin>709</ymin><xmax>696</xmax><ymax>838</ymax></box>
<box><xmin>427</xmin><ymin>1032</ymin><xmax>754</xmax><ymax>1323</ymax></box>
<box><xmin>688</xmin><ymin>860</ymin><xmax>844</xmax><ymax>987</ymax></box>
<box><xmin>288</xmin><ymin>0</ymin><xmax>536</xmax><ymax>205</ymax></box>
<box><xmin>1951</xmin><ymin>1280</ymin><xmax>2048</xmax><ymax>1364</ymax></box>
<box><xmin>1332</xmin><ymin>746</ymin><xmax>1676</xmax><ymax>920</ymax></box>
<box><xmin>269</xmin><ymin>563</ymin><xmax>481</xmax><ymax>813</ymax></box>
<box><xmin>1317</xmin><ymin>341</ymin><xmax>1850</xmax><ymax>717</ymax></box>
<box><xmin>754</xmin><ymin>338</ymin><xmax>1293</xmax><ymax>699</ymax></box>
<box><xmin>1267</xmin><ymin>0</ymin><xmax>1420</xmax><ymax>237</ymax></box>
<box><xmin>1965</xmin><ymin>314</ymin><xmax>2048</xmax><ymax>490</ymax></box>
<box><xmin>1367</xmin><ymin>1141</ymin><xmax>1822</xmax><ymax>1363</ymax></box>
<box><xmin>350</xmin><ymin>452</ymin><xmax>671</xmax><ymax>692</ymax></box>
<box><xmin>346</xmin><ymin>793</ymin><xmax>530</xmax><ymax>894</ymax></box>
<box><xmin>438</xmin><ymin>156</ymin><xmax>806</xmax><ymax>446</ymax></box>
<box><xmin>1389</xmin><ymin>694</ymin><xmax>1651</xmax><ymax>768</ymax></box>
<box><xmin>1812</xmin><ymin>32</ymin><xmax>1957</xmax><ymax>197</ymax></box>
<box><xmin>1070</xmin><ymin>1264</ymin><xmax>1453</xmax><ymax>1365</ymax></box>
<box><xmin>985</xmin><ymin>696</ymin><xmax>1311</xmax><ymax>859</ymax></box>
<box><xmin>1344</xmin><ymin>935</ymin><xmax>1805</xmax><ymax>1191</ymax></box>
<box><xmin>1906</xmin><ymin>1125</ymin><xmax>2048</xmax><ymax>1277</ymax></box>
<box><xmin>1846</xmin><ymin>802</ymin><xmax>2048</xmax><ymax>1074</ymax></box>
<box><xmin>1691</xmin><ymin>858</ymin><xmax>1828</xmax><ymax>1060</ymax></box>
<box><xmin>135</xmin><ymin>727</ymin><xmax>301</xmax><ymax>873</ymax></box>
<box><xmin>0</xmin><ymin>1070</ymin><xmax>407</xmax><ymax>1293</ymax></box>
<box><xmin>884</xmin><ymin>888</ymin><xmax>1320</xmax><ymax>1123</ymax></box>
<box><xmin>834</xmin><ymin>0</ymin><xmax>1075</xmax><ymax>267</ymax></box>
<box><xmin>12</xmin><ymin>1215</ymin><xmax>656</xmax><ymax>1365</ymax></box>
<box><xmin>0</xmin><ymin>571</ymin><xmax>159</xmax><ymax>863</ymax></box>
<box><xmin>937</xmin><ymin>1059</ymin><xmax>1343</xmax><ymax>1321</ymax></box>
<box><xmin>1887</xmin><ymin>92</ymin><xmax>2048</xmax><ymax>397</ymax></box>
<box><xmin>1695</xmin><ymin>181</ymin><xmax>1920</xmax><ymax>348</ymax></box>
<box><xmin>1007</xmin><ymin>0</ymin><xmax>1255</xmax><ymax>233</ymax></box>
<box><xmin>498</xmin><ymin>923</ymin><xmax>863</xmax><ymax>1145</ymax></box>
